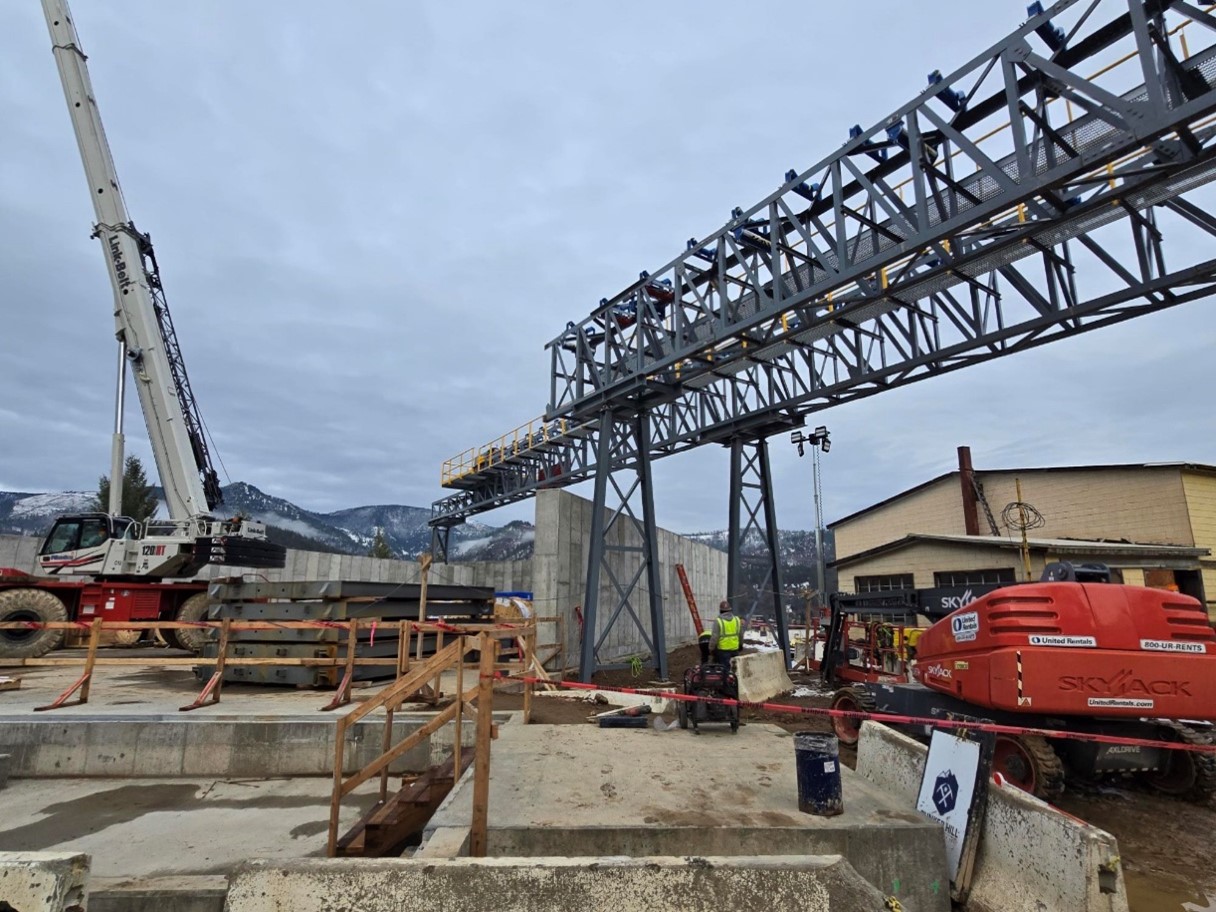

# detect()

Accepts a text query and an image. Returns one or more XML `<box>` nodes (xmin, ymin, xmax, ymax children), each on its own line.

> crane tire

<box><xmin>0</xmin><ymin>588</ymin><xmax>68</xmax><ymax>659</ymax></box>
<box><xmin>169</xmin><ymin>592</ymin><xmax>216</xmax><ymax>655</ymax></box>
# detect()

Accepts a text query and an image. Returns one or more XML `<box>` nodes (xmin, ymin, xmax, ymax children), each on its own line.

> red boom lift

<box><xmin>828</xmin><ymin>563</ymin><xmax>1216</xmax><ymax>801</ymax></box>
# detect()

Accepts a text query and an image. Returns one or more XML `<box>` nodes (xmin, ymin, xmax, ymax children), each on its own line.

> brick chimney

<box><xmin>958</xmin><ymin>446</ymin><xmax>980</xmax><ymax>536</ymax></box>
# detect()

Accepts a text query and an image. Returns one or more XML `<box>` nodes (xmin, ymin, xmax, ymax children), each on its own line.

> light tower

<box><xmin>791</xmin><ymin>427</ymin><xmax>831</xmax><ymax>607</ymax></box>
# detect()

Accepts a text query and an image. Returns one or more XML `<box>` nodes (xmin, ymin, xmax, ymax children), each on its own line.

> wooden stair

<box><xmin>335</xmin><ymin>752</ymin><xmax>475</xmax><ymax>857</ymax></box>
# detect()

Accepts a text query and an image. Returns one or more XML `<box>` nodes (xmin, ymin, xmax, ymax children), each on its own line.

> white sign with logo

<box><xmin>950</xmin><ymin>611</ymin><xmax>979</xmax><ymax>643</ymax></box>
<box><xmin>916</xmin><ymin>731</ymin><xmax>985</xmax><ymax>883</ymax></box>
<box><xmin>1029</xmin><ymin>634</ymin><xmax>1096</xmax><ymax>647</ymax></box>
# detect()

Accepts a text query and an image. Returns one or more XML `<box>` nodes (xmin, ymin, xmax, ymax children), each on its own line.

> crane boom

<box><xmin>42</xmin><ymin>0</ymin><xmax>221</xmax><ymax>520</ymax></box>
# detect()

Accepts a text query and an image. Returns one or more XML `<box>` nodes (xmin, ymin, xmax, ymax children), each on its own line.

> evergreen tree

<box><xmin>94</xmin><ymin>455</ymin><xmax>160</xmax><ymax>522</ymax></box>
<box><xmin>367</xmin><ymin>527</ymin><xmax>394</xmax><ymax>559</ymax></box>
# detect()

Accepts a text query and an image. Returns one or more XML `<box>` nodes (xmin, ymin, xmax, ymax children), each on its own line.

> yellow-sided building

<box><xmin>830</xmin><ymin>451</ymin><xmax>1216</xmax><ymax>620</ymax></box>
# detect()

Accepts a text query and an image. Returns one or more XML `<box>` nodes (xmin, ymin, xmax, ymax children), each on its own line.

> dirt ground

<box><xmin>584</xmin><ymin>645</ymin><xmax>1215</xmax><ymax>912</ymax></box>
<box><xmin>1057</xmin><ymin>789</ymin><xmax>1216</xmax><ymax>911</ymax></box>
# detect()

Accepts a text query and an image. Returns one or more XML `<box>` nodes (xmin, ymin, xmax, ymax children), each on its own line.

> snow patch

<box><xmin>8</xmin><ymin>492</ymin><xmax>94</xmax><ymax>517</ymax></box>
<box><xmin>261</xmin><ymin>514</ymin><xmax>328</xmax><ymax>540</ymax></box>
<box><xmin>452</xmin><ymin>535</ymin><xmax>493</xmax><ymax>557</ymax></box>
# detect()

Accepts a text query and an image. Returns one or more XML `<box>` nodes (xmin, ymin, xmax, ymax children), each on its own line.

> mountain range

<box><xmin>0</xmin><ymin>482</ymin><xmax>830</xmax><ymax>584</ymax></box>
<box><xmin>0</xmin><ymin>482</ymin><xmax>532</xmax><ymax>561</ymax></box>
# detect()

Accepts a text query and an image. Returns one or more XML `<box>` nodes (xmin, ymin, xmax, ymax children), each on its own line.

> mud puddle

<box><xmin>1056</xmin><ymin>788</ymin><xmax>1216</xmax><ymax>912</ymax></box>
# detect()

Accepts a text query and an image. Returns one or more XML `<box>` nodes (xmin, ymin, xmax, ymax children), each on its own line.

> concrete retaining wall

<box><xmin>532</xmin><ymin>489</ymin><xmax>729</xmax><ymax>666</ymax></box>
<box><xmin>0</xmin><ymin>714</ymin><xmax>508</xmax><ymax>779</ymax></box>
<box><xmin>733</xmin><ymin>650</ymin><xmax>794</xmax><ymax>703</ymax></box>
<box><xmin>225</xmin><ymin>855</ymin><xmax>887</xmax><ymax>912</ymax></box>
<box><xmin>0</xmin><ymin>851</ymin><xmax>89</xmax><ymax>911</ymax></box>
<box><xmin>855</xmin><ymin>722</ymin><xmax>1128</xmax><ymax>912</ymax></box>
<box><xmin>0</xmin><ymin>533</ymin><xmax>531</xmax><ymax>593</ymax></box>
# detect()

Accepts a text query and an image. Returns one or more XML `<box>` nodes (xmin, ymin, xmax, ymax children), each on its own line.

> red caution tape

<box><xmin>495</xmin><ymin>673</ymin><xmax>1216</xmax><ymax>755</ymax></box>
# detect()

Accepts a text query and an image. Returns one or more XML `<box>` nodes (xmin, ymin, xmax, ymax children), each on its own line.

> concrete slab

<box><xmin>423</xmin><ymin>723</ymin><xmax>949</xmax><ymax>912</ymax></box>
<box><xmin>0</xmin><ymin>777</ymin><xmax>378</xmax><ymax>880</ymax></box>
<box><xmin>225</xmin><ymin>855</ymin><xmax>887</xmax><ymax>912</ymax></box>
<box><xmin>0</xmin><ymin>649</ymin><xmax>413</xmax><ymax>716</ymax></box>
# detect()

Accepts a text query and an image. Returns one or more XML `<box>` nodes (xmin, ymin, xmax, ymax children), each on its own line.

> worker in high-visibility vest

<box><xmin>698</xmin><ymin>627</ymin><xmax>713</xmax><ymax>664</ymax></box>
<box><xmin>709</xmin><ymin>600</ymin><xmax>743</xmax><ymax>667</ymax></box>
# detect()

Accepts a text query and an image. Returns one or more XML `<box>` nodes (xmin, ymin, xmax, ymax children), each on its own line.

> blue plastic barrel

<box><xmin>794</xmin><ymin>731</ymin><xmax>843</xmax><ymax>816</ymax></box>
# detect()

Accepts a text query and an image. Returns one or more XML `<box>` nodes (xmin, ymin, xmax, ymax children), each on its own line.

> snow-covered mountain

<box><xmin>0</xmin><ymin>484</ymin><xmax>819</xmax><ymax>578</ymax></box>
<box><xmin>0</xmin><ymin>483</ymin><xmax>530</xmax><ymax>562</ymax></box>
<box><xmin>0</xmin><ymin>491</ymin><xmax>95</xmax><ymax>527</ymax></box>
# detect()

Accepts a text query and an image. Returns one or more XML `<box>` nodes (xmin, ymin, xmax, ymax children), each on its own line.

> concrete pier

<box><xmin>422</xmin><ymin>723</ymin><xmax>950</xmax><ymax>912</ymax></box>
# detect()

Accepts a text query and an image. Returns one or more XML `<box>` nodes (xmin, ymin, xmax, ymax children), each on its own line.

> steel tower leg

<box><xmin>579</xmin><ymin>413</ymin><xmax>613</xmax><ymax>682</ymax></box>
<box><xmin>638</xmin><ymin>413</ymin><xmax>668</xmax><ymax>681</ymax></box>
<box><xmin>579</xmin><ymin>410</ymin><xmax>667</xmax><ymax>683</ymax></box>
<box><xmin>726</xmin><ymin>437</ymin><xmax>789</xmax><ymax>660</ymax></box>
<box><xmin>430</xmin><ymin>523</ymin><xmax>457</xmax><ymax>563</ymax></box>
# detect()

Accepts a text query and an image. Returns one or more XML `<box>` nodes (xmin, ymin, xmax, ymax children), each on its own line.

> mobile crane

<box><xmin>0</xmin><ymin>0</ymin><xmax>285</xmax><ymax>660</ymax></box>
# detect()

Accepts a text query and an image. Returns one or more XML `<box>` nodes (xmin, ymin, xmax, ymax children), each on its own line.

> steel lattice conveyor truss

<box><xmin>433</xmin><ymin>0</ymin><xmax>1216</xmax><ymax>530</ymax></box>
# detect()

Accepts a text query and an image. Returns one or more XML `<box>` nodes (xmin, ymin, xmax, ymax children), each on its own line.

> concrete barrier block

<box><xmin>732</xmin><ymin>650</ymin><xmax>793</xmax><ymax>703</ymax></box>
<box><xmin>855</xmin><ymin>722</ymin><xmax>1128</xmax><ymax>912</ymax></box>
<box><xmin>225</xmin><ymin>855</ymin><xmax>886</xmax><ymax>912</ymax></box>
<box><xmin>0</xmin><ymin>851</ymin><xmax>89</xmax><ymax>911</ymax></box>
<box><xmin>0</xmin><ymin>753</ymin><xmax>10</xmax><ymax>790</ymax></box>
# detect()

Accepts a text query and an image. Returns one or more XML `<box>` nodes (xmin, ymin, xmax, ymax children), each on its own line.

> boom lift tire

<box><xmin>994</xmin><ymin>734</ymin><xmax>1065</xmax><ymax>800</ymax></box>
<box><xmin>1145</xmin><ymin>721</ymin><xmax>1216</xmax><ymax>801</ymax></box>
<box><xmin>167</xmin><ymin>592</ymin><xmax>216</xmax><ymax>655</ymax></box>
<box><xmin>0</xmin><ymin>588</ymin><xmax>68</xmax><ymax>659</ymax></box>
<box><xmin>831</xmin><ymin>686</ymin><xmax>877</xmax><ymax>746</ymax></box>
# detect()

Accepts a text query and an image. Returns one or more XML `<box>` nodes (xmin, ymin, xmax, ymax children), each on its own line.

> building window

<box><xmin>855</xmin><ymin>574</ymin><xmax>914</xmax><ymax>593</ymax></box>
<box><xmin>933</xmin><ymin>568</ymin><xmax>1017</xmax><ymax>588</ymax></box>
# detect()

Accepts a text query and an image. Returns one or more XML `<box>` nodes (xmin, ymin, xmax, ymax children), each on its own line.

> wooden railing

<box><xmin>0</xmin><ymin>617</ymin><xmax>539</xmax><ymax>712</ymax></box>
<box><xmin>327</xmin><ymin>630</ymin><xmax>503</xmax><ymax>857</ymax></box>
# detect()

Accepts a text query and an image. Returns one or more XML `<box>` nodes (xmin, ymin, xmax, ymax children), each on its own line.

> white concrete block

<box><xmin>733</xmin><ymin>650</ymin><xmax>794</xmax><ymax>703</ymax></box>
<box><xmin>855</xmin><ymin>722</ymin><xmax>1128</xmax><ymax>912</ymax></box>
<box><xmin>0</xmin><ymin>852</ymin><xmax>89</xmax><ymax>911</ymax></box>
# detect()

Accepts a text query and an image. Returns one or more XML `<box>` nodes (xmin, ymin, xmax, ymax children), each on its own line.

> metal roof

<box><xmin>828</xmin><ymin>462</ymin><xmax>1216</xmax><ymax>530</ymax></box>
<box><xmin>831</xmin><ymin>532</ymin><xmax>1210</xmax><ymax>569</ymax></box>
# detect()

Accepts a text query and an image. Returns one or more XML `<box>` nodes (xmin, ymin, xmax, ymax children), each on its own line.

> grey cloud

<box><xmin>3</xmin><ymin>1</ymin><xmax>1213</xmax><ymax>534</ymax></box>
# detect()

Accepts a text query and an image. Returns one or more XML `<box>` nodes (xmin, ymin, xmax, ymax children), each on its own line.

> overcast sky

<box><xmin>2</xmin><ymin>1</ymin><xmax>1214</xmax><ymax>535</ymax></box>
